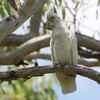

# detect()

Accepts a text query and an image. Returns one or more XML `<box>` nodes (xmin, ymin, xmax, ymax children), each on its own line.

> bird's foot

<box><xmin>60</xmin><ymin>63</ymin><xmax>67</xmax><ymax>67</ymax></box>
<box><xmin>54</xmin><ymin>62</ymin><xmax>67</xmax><ymax>69</ymax></box>
<box><xmin>54</xmin><ymin>63</ymin><xmax>60</xmax><ymax>67</ymax></box>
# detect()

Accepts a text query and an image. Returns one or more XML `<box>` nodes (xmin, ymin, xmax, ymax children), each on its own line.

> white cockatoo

<box><xmin>46</xmin><ymin>7</ymin><xmax>78</xmax><ymax>94</ymax></box>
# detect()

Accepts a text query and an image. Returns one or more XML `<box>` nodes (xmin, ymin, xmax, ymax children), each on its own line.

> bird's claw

<box><xmin>60</xmin><ymin>63</ymin><xmax>66</xmax><ymax>67</ymax></box>
<box><xmin>54</xmin><ymin>62</ymin><xmax>67</xmax><ymax>68</ymax></box>
<box><xmin>54</xmin><ymin>63</ymin><xmax>60</xmax><ymax>67</ymax></box>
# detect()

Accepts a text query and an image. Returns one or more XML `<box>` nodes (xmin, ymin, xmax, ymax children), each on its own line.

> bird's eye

<box><xmin>51</xmin><ymin>16</ymin><xmax>54</xmax><ymax>20</ymax></box>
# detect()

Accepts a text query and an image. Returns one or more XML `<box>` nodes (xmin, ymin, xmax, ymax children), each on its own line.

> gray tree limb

<box><xmin>78</xmin><ymin>59</ymin><xmax>100</xmax><ymax>67</ymax></box>
<box><xmin>0</xmin><ymin>33</ymin><xmax>100</xmax><ymax>52</ymax></box>
<box><xmin>77</xmin><ymin>33</ymin><xmax>100</xmax><ymax>52</ymax></box>
<box><xmin>0</xmin><ymin>65</ymin><xmax>100</xmax><ymax>84</ymax></box>
<box><xmin>0</xmin><ymin>35</ymin><xmax>50</xmax><ymax>65</ymax></box>
<box><xmin>29</xmin><ymin>7</ymin><xmax>44</xmax><ymax>36</ymax></box>
<box><xmin>24</xmin><ymin>52</ymin><xmax>51</xmax><ymax>61</ymax></box>
<box><xmin>78</xmin><ymin>47</ymin><xmax>100</xmax><ymax>59</ymax></box>
<box><xmin>0</xmin><ymin>0</ymin><xmax>47</xmax><ymax>42</ymax></box>
<box><xmin>0</xmin><ymin>34</ymin><xmax>100</xmax><ymax>65</ymax></box>
<box><xmin>24</xmin><ymin>52</ymin><xmax>100</xmax><ymax>67</ymax></box>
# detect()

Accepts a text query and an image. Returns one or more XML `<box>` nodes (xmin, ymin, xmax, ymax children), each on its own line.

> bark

<box><xmin>24</xmin><ymin>52</ymin><xmax>100</xmax><ymax>67</ymax></box>
<box><xmin>77</xmin><ymin>33</ymin><xmax>100</xmax><ymax>52</ymax></box>
<box><xmin>0</xmin><ymin>33</ymin><xmax>100</xmax><ymax>52</ymax></box>
<box><xmin>29</xmin><ymin>7</ymin><xmax>43</xmax><ymax>36</ymax></box>
<box><xmin>78</xmin><ymin>47</ymin><xmax>100</xmax><ymax>59</ymax></box>
<box><xmin>0</xmin><ymin>35</ymin><xmax>50</xmax><ymax>65</ymax></box>
<box><xmin>0</xmin><ymin>65</ymin><xmax>100</xmax><ymax>84</ymax></box>
<box><xmin>0</xmin><ymin>0</ymin><xmax>47</xmax><ymax>42</ymax></box>
<box><xmin>0</xmin><ymin>34</ymin><xmax>100</xmax><ymax>65</ymax></box>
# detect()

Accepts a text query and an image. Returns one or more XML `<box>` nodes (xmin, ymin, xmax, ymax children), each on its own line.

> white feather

<box><xmin>47</xmin><ymin>11</ymin><xmax>78</xmax><ymax>94</ymax></box>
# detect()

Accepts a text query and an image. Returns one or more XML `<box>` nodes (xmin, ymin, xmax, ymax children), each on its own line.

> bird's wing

<box><xmin>50</xmin><ymin>39</ymin><xmax>56</xmax><ymax>65</ymax></box>
<box><xmin>71</xmin><ymin>34</ymin><xmax>78</xmax><ymax>65</ymax></box>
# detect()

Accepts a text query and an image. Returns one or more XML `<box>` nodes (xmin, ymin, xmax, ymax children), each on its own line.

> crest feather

<box><xmin>49</xmin><ymin>6</ymin><xmax>55</xmax><ymax>13</ymax></box>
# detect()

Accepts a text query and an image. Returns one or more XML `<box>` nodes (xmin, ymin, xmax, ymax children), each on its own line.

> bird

<box><xmin>46</xmin><ymin>8</ymin><xmax>78</xmax><ymax>94</ymax></box>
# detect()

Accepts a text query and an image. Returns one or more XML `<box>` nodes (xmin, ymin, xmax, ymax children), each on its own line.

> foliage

<box><xmin>0</xmin><ymin>76</ymin><xmax>57</xmax><ymax>100</ymax></box>
<box><xmin>0</xmin><ymin>0</ymin><xmax>14</xmax><ymax>18</ymax></box>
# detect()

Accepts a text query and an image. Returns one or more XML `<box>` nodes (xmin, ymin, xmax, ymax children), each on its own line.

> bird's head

<box><xmin>46</xmin><ymin>12</ymin><xmax>62</xmax><ymax>30</ymax></box>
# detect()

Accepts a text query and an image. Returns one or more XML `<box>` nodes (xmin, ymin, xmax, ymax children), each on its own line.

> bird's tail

<box><xmin>56</xmin><ymin>72</ymin><xmax>76</xmax><ymax>94</ymax></box>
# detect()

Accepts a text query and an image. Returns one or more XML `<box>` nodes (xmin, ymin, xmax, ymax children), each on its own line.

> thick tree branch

<box><xmin>29</xmin><ymin>7</ymin><xmax>44</xmax><ymax>36</ymax></box>
<box><xmin>0</xmin><ymin>35</ymin><xmax>50</xmax><ymax>65</ymax></box>
<box><xmin>0</xmin><ymin>33</ymin><xmax>100</xmax><ymax>52</ymax></box>
<box><xmin>78</xmin><ymin>47</ymin><xmax>100</xmax><ymax>59</ymax></box>
<box><xmin>24</xmin><ymin>52</ymin><xmax>51</xmax><ymax>61</ymax></box>
<box><xmin>0</xmin><ymin>33</ymin><xmax>100</xmax><ymax>65</ymax></box>
<box><xmin>76</xmin><ymin>33</ymin><xmax>100</xmax><ymax>52</ymax></box>
<box><xmin>0</xmin><ymin>34</ymin><xmax>33</xmax><ymax>46</ymax></box>
<box><xmin>0</xmin><ymin>65</ymin><xmax>100</xmax><ymax>84</ymax></box>
<box><xmin>78</xmin><ymin>59</ymin><xmax>100</xmax><ymax>67</ymax></box>
<box><xmin>24</xmin><ymin>52</ymin><xmax>100</xmax><ymax>67</ymax></box>
<box><xmin>0</xmin><ymin>0</ymin><xmax>47</xmax><ymax>42</ymax></box>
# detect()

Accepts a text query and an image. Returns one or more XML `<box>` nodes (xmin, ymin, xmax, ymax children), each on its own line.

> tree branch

<box><xmin>0</xmin><ymin>0</ymin><xmax>47</xmax><ymax>42</ymax></box>
<box><xmin>24</xmin><ymin>52</ymin><xmax>51</xmax><ymax>61</ymax></box>
<box><xmin>0</xmin><ymin>34</ymin><xmax>33</xmax><ymax>46</ymax></box>
<box><xmin>29</xmin><ymin>6</ymin><xmax>44</xmax><ymax>36</ymax></box>
<box><xmin>78</xmin><ymin>59</ymin><xmax>100</xmax><ymax>67</ymax></box>
<box><xmin>1</xmin><ymin>33</ymin><xmax>100</xmax><ymax>53</ymax></box>
<box><xmin>0</xmin><ymin>35</ymin><xmax>50</xmax><ymax>65</ymax></box>
<box><xmin>0</xmin><ymin>65</ymin><xmax>100</xmax><ymax>84</ymax></box>
<box><xmin>78</xmin><ymin>47</ymin><xmax>100</xmax><ymax>59</ymax></box>
<box><xmin>76</xmin><ymin>33</ymin><xmax>100</xmax><ymax>52</ymax></box>
<box><xmin>0</xmin><ymin>33</ymin><xmax>100</xmax><ymax>65</ymax></box>
<box><xmin>24</xmin><ymin>52</ymin><xmax>100</xmax><ymax>67</ymax></box>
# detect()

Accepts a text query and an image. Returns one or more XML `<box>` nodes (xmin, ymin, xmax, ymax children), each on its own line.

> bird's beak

<box><xmin>46</xmin><ymin>20</ymin><xmax>53</xmax><ymax>30</ymax></box>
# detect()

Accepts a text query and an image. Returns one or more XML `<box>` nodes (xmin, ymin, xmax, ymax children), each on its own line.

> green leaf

<box><xmin>8</xmin><ymin>80</ymin><xmax>12</xmax><ymax>85</ymax></box>
<box><xmin>98</xmin><ymin>0</ymin><xmax>100</xmax><ymax>5</ymax></box>
<box><xmin>62</xmin><ymin>8</ymin><xmax>66</xmax><ymax>20</ymax></box>
<box><xmin>75</xmin><ymin>1</ymin><xmax>80</xmax><ymax>11</ymax></box>
<box><xmin>48</xmin><ymin>79</ymin><xmax>52</xmax><ymax>88</ymax></box>
<box><xmin>54</xmin><ymin>7</ymin><xmax>57</xmax><ymax>14</ymax></box>
<box><xmin>59</xmin><ymin>0</ymin><xmax>62</xmax><ymax>5</ymax></box>
<box><xmin>12</xmin><ymin>83</ymin><xmax>18</xmax><ymax>94</ymax></box>
<box><xmin>0</xmin><ymin>5</ymin><xmax>5</xmax><ymax>18</ymax></box>
<box><xmin>4</xmin><ymin>0</ymin><xmax>13</xmax><ymax>15</ymax></box>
